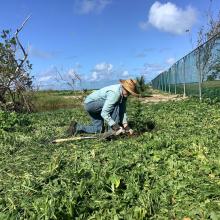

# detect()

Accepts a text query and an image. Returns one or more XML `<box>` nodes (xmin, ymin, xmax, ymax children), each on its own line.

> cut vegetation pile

<box><xmin>0</xmin><ymin>97</ymin><xmax>220</xmax><ymax>219</ymax></box>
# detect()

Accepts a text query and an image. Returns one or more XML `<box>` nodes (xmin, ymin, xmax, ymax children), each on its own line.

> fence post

<box><xmin>199</xmin><ymin>66</ymin><xmax>202</xmax><ymax>101</ymax></box>
<box><xmin>198</xmin><ymin>49</ymin><xmax>202</xmax><ymax>101</ymax></box>
<box><xmin>183</xmin><ymin>57</ymin><xmax>186</xmax><ymax>97</ymax></box>
<box><xmin>175</xmin><ymin>63</ymin><xmax>177</xmax><ymax>94</ymax></box>
<box><xmin>164</xmin><ymin>72</ymin><xmax>167</xmax><ymax>92</ymax></box>
<box><xmin>158</xmin><ymin>76</ymin><xmax>161</xmax><ymax>90</ymax></box>
<box><xmin>168</xmin><ymin>69</ymin><xmax>171</xmax><ymax>93</ymax></box>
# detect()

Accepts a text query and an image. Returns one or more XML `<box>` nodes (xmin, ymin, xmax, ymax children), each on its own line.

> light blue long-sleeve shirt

<box><xmin>84</xmin><ymin>84</ymin><xmax>127</xmax><ymax>126</ymax></box>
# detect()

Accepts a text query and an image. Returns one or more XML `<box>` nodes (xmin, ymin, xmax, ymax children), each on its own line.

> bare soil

<box><xmin>140</xmin><ymin>93</ymin><xmax>187</xmax><ymax>103</ymax></box>
<box><xmin>63</xmin><ymin>95</ymin><xmax>83</xmax><ymax>100</ymax></box>
<box><xmin>64</xmin><ymin>92</ymin><xmax>187</xmax><ymax>104</ymax></box>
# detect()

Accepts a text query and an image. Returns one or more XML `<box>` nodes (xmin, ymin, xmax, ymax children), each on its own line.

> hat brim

<box><xmin>120</xmin><ymin>79</ymin><xmax>139</xmax><ymax>97</ymax></box>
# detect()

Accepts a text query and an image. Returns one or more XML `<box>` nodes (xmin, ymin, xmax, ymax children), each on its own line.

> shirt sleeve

<box><xmin>101</xmin><ymin>90</ymin><xmax>120</xmax><ymax>127</ymax></box>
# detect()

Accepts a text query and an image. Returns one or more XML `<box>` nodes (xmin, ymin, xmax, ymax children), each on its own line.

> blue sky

<box><xmin>0</xmin><ymin>0</ymin><xmax>220</xmax><ymax>89</ymax></box>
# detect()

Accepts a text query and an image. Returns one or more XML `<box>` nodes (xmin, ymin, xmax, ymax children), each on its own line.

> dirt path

<box><xmin>140</xmin><ymin>93</ymin><xmax>187</xmax><ymax>103</ymax></box>
<box><xmin>63</xmin><ymin>91</ymin><xmax>187</xmax><ymax>104</ymax></box>
<box><xmin>63</xmin><ymin>95</ymin><xmax>83</xmax><ymax>100</ymax></box>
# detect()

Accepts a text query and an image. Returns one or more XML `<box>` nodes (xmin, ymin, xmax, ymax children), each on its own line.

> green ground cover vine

<box><xmin>0</xmin><ymin>98</ymin><xmax>220</xmax><ymax>219</ymax></box>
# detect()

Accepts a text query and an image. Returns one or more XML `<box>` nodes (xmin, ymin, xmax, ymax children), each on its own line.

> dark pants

<box><xmin>76</xmin><ymin>99</ymin><xmax>125</xmax><ymax>134</ymax></box>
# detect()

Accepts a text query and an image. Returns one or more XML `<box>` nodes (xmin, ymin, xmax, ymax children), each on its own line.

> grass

<box><xmin>30</xmin><ymin>90</ymin><xmax>90</xmax><ymax>112</ymax></box>
<box><xmin>1</xmin><ymin>96</ymin><xmax>220</xmax><ymax>219</ymax></box>
<box><xmin>161</xmin><ymin>80</ymin><xmax>220</xmax><ymax>101</ymax></box>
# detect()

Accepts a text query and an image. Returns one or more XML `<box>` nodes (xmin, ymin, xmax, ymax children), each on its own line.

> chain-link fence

<box><xmin>151</xmin><ymin>33</ymin><xmax>220</xmax><ymax>101</ymax></box>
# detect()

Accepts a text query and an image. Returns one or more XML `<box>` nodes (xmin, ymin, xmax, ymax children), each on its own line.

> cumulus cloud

<box><xmin>140</xmin><ymin>1</ymin><xmax>197</xmax><ymax>34</ymax></box>
<box><xmin>95</xmin><ymin>62</ymin><xmax>113</xmax><ymax>72</ymax></box>
<box><xmin>86</xmin><ymin>62</ymin><xmax>132</xmax><ymax>83</ymax></box>
<box><xmin>38</xmin><ymin>75</ymin><xmax>53</xmax><ymax>82</ymax></box>
<box><xmin>36</xmin><ymin>66</ymin><xmax>57</xmax><ymax>79</ymax></box>
<box><xmin>67</xmin><ymin>68</ymin><xmax>81</xmax><ymax>82</ymax></box>
<box><xmin>90</xmin><ymin>62</ymin><xmax>113</xmax><ymax>81</ymax></box>
<box><xmin>33</xmin><ymin>66</ymin><xmax>58</xmax><ymax>89</ymax></box>
<box><xmin>74</xmin><ymin>0</ymin><xmax>112</xmax><ymax>14</ymax></box>
<box><xmin>34</xmin><ymin>66</ymin><xmax>82</xmax><ymax>90</ymax></box>
<box><xmin>166</xmin><ymin>57</ymin><xmax>175</xmax><ymax>65</ymax></box>
<box><xmin>122</xmin><ymin>70</ymin><xmax>129</xmax><ymax>77</ymax></box>
<box><xmin>142</xmin><ymin>63</ymin><xmax>165</xmax><ymax>74</ymax></box>
<box><xmin>134</xmin><ymin>62</ymin><xmax>166</xmax><ymax>82</ymax></box>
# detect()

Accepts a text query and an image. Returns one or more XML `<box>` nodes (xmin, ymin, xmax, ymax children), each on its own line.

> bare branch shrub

<box><xmin>0</xmin><ymin>16</ymin><xmax>33</xmax><ymax>112</ymax></box>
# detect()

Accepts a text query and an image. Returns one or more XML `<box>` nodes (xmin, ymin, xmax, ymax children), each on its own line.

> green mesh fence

<box><xmin>151</xmin><ymin>33</ymin><xmax>220</xmax><ymax>101</ymax></box>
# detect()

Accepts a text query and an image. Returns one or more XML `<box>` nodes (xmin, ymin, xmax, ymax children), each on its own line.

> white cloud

<box><xmin>91</xmin><ymin>71</ymin><xmax>99</xmax><ymax>81</ymax></box>
<box><xmin>122</xmin><ymin>70</ymin><xmax>129</xmax><ymax>77</ymax></box>
<box><xmin>37</xmin><ymin>66</ymin><xmax>58</xmax><ymax>81</ymax></box>
<box><xmin>95</xmin><ymin>62</ymin><xmax>113</xmax><ymax>71</ymax></box>
<box><xmin>136</xmin><ymin>63</ymin><xmax>166</xmax><ymax>81</ymax></box>
<box><xmin>141</xmin><ymin>1</ymin><xmax>197</xmax><ymax>35</ymax></box>
<box><xmin>90</xmin><ymin>62</ymin><xmax>113</xmax><ymax>81</ymax></box>
<box><xmin>88</xmin><ymin>62</ymin><xmax>131</xmax><ymax>82</ymax></box>
<box><xmin>74</xmin><ymin>0</ymin><xmax>112</xmax><ymax>14</ymax></box>
<box><xmin>166</xmin><ymin>57</ymin><xmax>175</xmax><ymax>65</ymax></box>
<box><xmin>34</xmin><ymin>66</ymin><xmax>82</xmax><ymax>89</ymax></box>
<box><xmin>68</xmin><ymin>68</ymin><xmax>78</xmax><ymax>78</ymax></box>
<box><xmin>33</xmin><ymin>66</ymin><xmax>58</xmax><ymax>89</ymax></box>
<box><xmin>38</xmin><ymin>75</ymin><xmax>53</xmax><ymax>82</ymax></box>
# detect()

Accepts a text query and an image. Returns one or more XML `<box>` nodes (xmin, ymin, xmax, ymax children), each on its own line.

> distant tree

<box><xmin>0</xmin><ymin>16</ymin><xmax>33</xmax><ymax>112</ymax></box>
<box><xmin>210</xmin><ymin>48</ymin><xmax>220</xmax><ymax>79</ymax></box>
<box><xmin>196</xmin><ymin>2</ymin><xmax>220</xmax><ymax>82</ymax></box>
<box><xmin>136</xmin><ymin>75</ymin><xmax>151</xmax><ymax>97</ymax></box>
<box><xmin>55</xmin><ymin>68</ymin><xmax>81</xmax><ymax>91</ymax></box>
<box><xmin>213</xmin><ymin>59</ymin><xmax>220</xmax><ymax>73</ymax></box>
<box><xmin>136</xmin><ymin>76</ymin><xmax>146</xmax><ymax>93</ymax></box>
<box><xmin>207</xmin><ymin>74</ymin><xmax>216</xmax><ymax>81</ymax></box>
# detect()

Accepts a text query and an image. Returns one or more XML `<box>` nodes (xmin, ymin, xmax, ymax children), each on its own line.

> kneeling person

<box><xmin>67</xmin><ymin>79</ymin><xmax>139</xmax><ymax>136</ymax></box>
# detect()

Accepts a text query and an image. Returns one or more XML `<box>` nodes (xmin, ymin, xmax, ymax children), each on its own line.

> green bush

<box><xmin>0</xmin><ymin>111</ymin><xmax>31</xmax><ymax>131</ymax></box>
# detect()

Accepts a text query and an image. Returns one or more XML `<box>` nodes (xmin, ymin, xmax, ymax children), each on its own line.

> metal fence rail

<box><xmin>151</xmin><ymin>33</ymin><xmax>220</xmax><ymax>101</ymax></box>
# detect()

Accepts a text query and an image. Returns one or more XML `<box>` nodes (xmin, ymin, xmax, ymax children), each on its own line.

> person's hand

<box><xmin>123</xmin><ymin>124</ymin><xmax>134</xmax><ymax>135</ymax></box>
<box><xmin>111</xmin><ymin>124</ymin><xmax>125</xmax><ymax>136</ymax></box>
<box><xmin>115</xmin><ymin>127</ymin><xmax>126</xmax><ymax>135</ymax></box>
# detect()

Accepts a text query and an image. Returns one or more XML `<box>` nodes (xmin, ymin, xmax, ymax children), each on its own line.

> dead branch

<box><xmin>14</xmin><ymin>15</ymin><xmax>31</xmax><ymax>73</ymax></box>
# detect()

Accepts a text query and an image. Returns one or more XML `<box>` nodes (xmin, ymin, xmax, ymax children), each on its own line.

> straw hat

<box><xmin>119</xmin><ymin>79</ymin><xmax>139</xmax><ymax>97</ymax></box>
